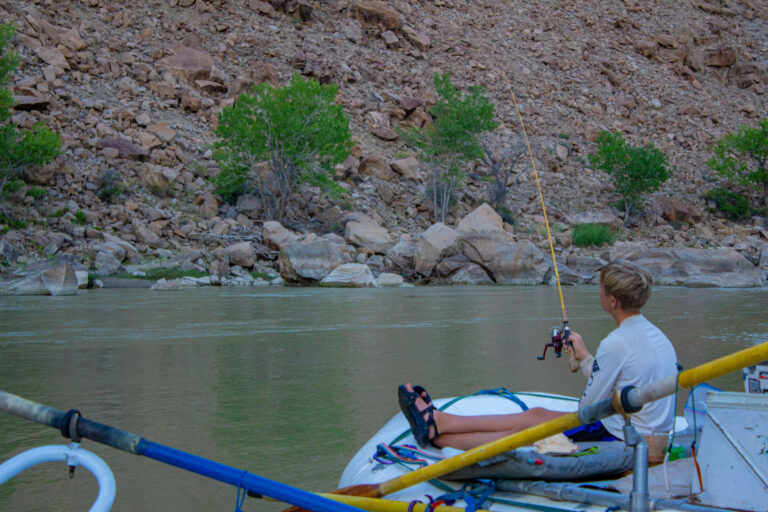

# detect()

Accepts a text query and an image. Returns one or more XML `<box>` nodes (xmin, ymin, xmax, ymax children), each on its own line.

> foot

<box><xmin>398</xmin><ymin>383</ymin><xmax>441</xmax><ymax>448</ymax></box>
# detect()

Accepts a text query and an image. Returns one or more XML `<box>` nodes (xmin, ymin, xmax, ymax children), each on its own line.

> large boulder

<box><xmin>386</xmin><ymin>237</ymin><xmax>418</xmax><ymax>272</ymax></box>
<box><xmin>611</xmin><ymin>245</ymin><xmax>762</xmax><ymax>287</ymax></box>
<box><xmin>98</xmin><ymin>137</ymin><xmax>148</xmax><ymax>160</ymax></box>
<box><xmin>376</xmin><ymin>272</ymin><xmax>405</xmax><ymax>287</ymax></box>
<box><xmin>454</xmin><ymin>204</ymin><xmax>545</xmax><ymax>283</ymax></box>
<box><xmin>222</xmin><ymin>242</ymin><xmax>255</xmax><ymax>268</ymax></box>
<box><xmin>319</xmin><ymin>263</ymin><xmax>376</xmax><ymax>287</ymax></box>
<box><xmin>279</xmin><ymin>239</ymin><xmax>344</xmax><ymax>283</ymax></box>
<box><xmin>156</xmin><ymin>45</ymin><xmax>215</xmax><ymax>82</ymax></box>
<box><xmin>457</xmin><ymin>204</ymin><xmax>517</xmax><ymax>264</ymax></box>
<box><xmin>359</xmin><ymin>155</ymin><xmax>396</xmax><ymax>180</ymax></box>
<box><xmin>41</xmin><ymin>264</ymin><xmax>79</xmax><ymax>296</ymax></box>
<box><xmin>95</xmin><ymin>250</ymin><xmax>122</xmax><ymax>275</ymax></box>
<box><xmin>132</xmin><ymin>219</ymin><xmax>167</xmax><ymax>249</ymax></box>
<box><xmin>101</xmin><ymin>234</ymin><xmax>139</xmax><ymax>263</ymax></box>
<box><xmin>487</xmin><ymin>241</ymin><xmax>548</xmax><ymax>285</ymax></box>
<box><xmin>449</xmin><ymin>263</ymin><xmax>494</xmax><ymax>285</ymax></box>
<box><xmin>658</xmin><ymin>198</ymin><xmax>702</xmax><ymax>224</ymax></box>
<box><xmin>349</xmin><ymin>1</ymin><xmax>400</xmax><ymax>30</ymax></box>
<box><xmin>263</xmin><ymin>221</ymin><xmax>299</xmax><ymax>251</ymax></box>
<box><xmin>457</xmin><ymin>203</ymin><xmax>504</xmax><ymax>236</ymax></box>
<box><xmin>345</xmin><ymin>214</ymin><xmax>394</xmax><ymax>254</ymax></box>
<box><xmin>414</xmin><ymin>223</ymin><xmax>459</xmax><ymax>276</ymax></box>
<box><xmin>390</xmin><ymin>157</ymin><xmax>420</xmax><ymax>180</ymax></box>
<box><xmin>2</xmin><ymin>263</ymin><xmax>79</xmax><ymax>296</ymax></box>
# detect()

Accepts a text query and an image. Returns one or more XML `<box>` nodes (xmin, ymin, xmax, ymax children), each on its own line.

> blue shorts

<box><xmin>563</xmin><ymin>421</ymin><xmax>619</xmax><ymax>442</ymax></box>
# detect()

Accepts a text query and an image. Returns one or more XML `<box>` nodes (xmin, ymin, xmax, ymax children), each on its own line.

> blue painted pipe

<box><xmin>137</xmin><ymin>440</ymin><xmax>362</xmax><ymax>512</ymax></box>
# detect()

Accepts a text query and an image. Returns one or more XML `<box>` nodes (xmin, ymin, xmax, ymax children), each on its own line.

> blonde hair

<box><xmin>600</xmin><ymin>260</ymin><xmax>653</xmax><ymax>312</ymax></box>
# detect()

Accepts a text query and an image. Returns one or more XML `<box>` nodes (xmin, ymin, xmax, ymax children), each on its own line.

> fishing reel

<box><xmin>537</xmin><ymin>324</ymin><xmax>570</xmax><ymax>361</ymax></box>
<box><xmin>537</xmin><ymin>321</ymin><xmax>580</xmax><ymax>372</ymax></box>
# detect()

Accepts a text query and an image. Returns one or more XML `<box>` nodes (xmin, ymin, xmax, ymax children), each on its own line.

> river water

<box><xmin>1</xmin><ymin>285</ymin><xmax>766</xmax><ymax>511</ymax></box>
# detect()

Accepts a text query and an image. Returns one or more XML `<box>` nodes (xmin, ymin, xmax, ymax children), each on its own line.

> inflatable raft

<box><xmin>340</xmin><ymin>389</ymin><xmax>692</xmax><ymax>512</ymax></box>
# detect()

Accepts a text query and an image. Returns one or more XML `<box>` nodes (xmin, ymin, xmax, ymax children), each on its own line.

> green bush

<box><xmin>214</xmin><ymin>73</ymin><xmax>352</xmax><ymax>220</ymax></box>
<box><xmin>707</xmin><ymin>119</ymin><xmax>768</xmax><ymax>220</ymax></box>
<box><xmin>27</xmin><ymin>185</ymin><xmax>45</xmax><ymax>199</ymax></box>
<box><xmin>0</xmin><ymin>23</ymin><xmax>60</xmax><ymax>208</ymax></box>
<box><xmin>588</xmin><ymin>131</ymin><xmax>673</xmax><ymax>226</ymax></box>
<box><xmin>704</xmin><ymin>187</ymin><xmax>751</xmax><ymax>220</ymax></box>
<box><xmin>1</xmin><ymin>178</ymin><xmax>23</xmax><ymax>197</ymax></box>
<box><xmin>0</xmin><ymin>212</ymin><xmax>27</xmax><ymax>230</ymax></box>
<box><xmin>572</xmin><ymin>223</ymin><xmax>615</xmax><ymax>247</ymax></box>
<box><xmin>74</xmin><ymin>209</ymin><xmax>86</xmax><ymax>225</ymax></box>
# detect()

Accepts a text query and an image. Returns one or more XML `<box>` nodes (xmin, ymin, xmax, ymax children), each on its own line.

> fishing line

<box><xmin>501</xmin><ymin>71</ymin><xmax>565</xmax><ymax>315</ymax></box>
<box><xmin>501</xmin><ymin>71</ymin><xmax>577</xmax><ymax>372</ymax></box>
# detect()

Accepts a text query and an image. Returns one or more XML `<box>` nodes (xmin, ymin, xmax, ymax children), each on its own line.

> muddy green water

<box><xmin>1</xmin><ymin>285</ymin><xmax>766</xmax><ymax>511</ymax></box>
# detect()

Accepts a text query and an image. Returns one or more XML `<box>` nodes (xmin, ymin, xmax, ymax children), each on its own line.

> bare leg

<box><xmin>435</xmin><ymin>408</ymin><xmax>568</xmax><ymax>450</ymax></box>
<box><xmin>404</xmin><ymin>384</ymin><xmax>568</xmax><ymax>451</ymax></box>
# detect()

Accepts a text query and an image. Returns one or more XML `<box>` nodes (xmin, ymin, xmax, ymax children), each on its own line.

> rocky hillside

<box><xmin>1</xmin><ymin>0</ymin><xmax>766</xmax><ymax>283</ymax></box>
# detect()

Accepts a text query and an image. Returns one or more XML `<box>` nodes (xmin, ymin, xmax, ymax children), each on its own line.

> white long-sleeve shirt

<box><xmin>578</xmin><ymin>315</ymin><xmax>678</xmax><ymax>440</ymax></box>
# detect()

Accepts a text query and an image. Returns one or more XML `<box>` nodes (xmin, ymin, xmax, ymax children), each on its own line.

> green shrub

<box><xmin>704</xmin><ymin>187</ymin><xmax>751</xmax><ymax>220</ymax></box>
<box><xmin>572</xmin><ymin>223</ymin><xmax>615</xmax><ymax>247</ymax></box>
<box><xmin>214</xmin><ymin>73</ymin><xmax>352</xmax><ymax>220</ymax></box>
<box><xmin>707</xmin><ymin>119</ymin><xmax>768</xmax><ymax>220</ymax></box>
<box><xmin>588</xmin><ymin>131</ymin><xmax>673</xmax><ymax>226</ymax></box>
<box><xmin>1</xmin><ymin>178</ymin><xmax>24</xmax><ymax>197</ymax></box>
<box><xmin>0</xmin><ymin>212</ymin><xmax>27</xmax><ymax>230</ymax></box>
<box><xmin>27</xmin><ymin>185</ymin><xmax>45</xmax><ymax>199</ymax></box>
<box><xmin>74</xmin><ymin>209</ymin><xmax>86</xmax><ymax>225</ymax></box>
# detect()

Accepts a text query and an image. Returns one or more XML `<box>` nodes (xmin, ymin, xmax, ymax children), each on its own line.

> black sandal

<box><xmin>397</xmin><ymin>384</ymin><xmax>440</xmax><ymax>448</ymax></box>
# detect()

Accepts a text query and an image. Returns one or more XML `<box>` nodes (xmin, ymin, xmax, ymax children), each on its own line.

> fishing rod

<box><xmin>0</xmin><ymin>391</ymin><xmax>364</xmax><ymax>512</ymax></box>
<box><xmin>501</xmin><ymin>70</ymin><xmax>579</xmax><ymax>373</ymax></box>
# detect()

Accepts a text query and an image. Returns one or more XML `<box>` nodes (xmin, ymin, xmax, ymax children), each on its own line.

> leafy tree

<box><xmin>707</xmin><ymin>119</ymin><xmax>768</xmax><ymax>220</ymax></box>
<box><xmin>214</xmin><ymin>73</ymin><xmax>352</xmax><ymax>221</ymax></box>
<box><xmin>400</xmin><ymin>73</ymin><xmax>496</xmax><ymax>222</ymax></box>
<box><xmin>0</xmin><ymin>23</ymin><xmax>61</xmax><ymax>212</ymax></box>
<box><xmin>588</xmin><ymin>131</ymin><xmax>672</xmax><ymax>226</ymax></box>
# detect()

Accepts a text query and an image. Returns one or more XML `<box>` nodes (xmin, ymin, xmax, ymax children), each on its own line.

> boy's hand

<box><xmin>567</xmin><ymin>331</ymin><xmax>591</xmax><ymax>361</ymax></box>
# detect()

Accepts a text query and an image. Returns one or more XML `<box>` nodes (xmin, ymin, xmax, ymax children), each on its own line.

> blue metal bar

<box><xmin>137</xmin><ymin>440</ymin><xmax>362</xmax><ymax>512</ymax></box>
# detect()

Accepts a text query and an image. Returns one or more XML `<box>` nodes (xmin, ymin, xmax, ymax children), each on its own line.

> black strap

<box><xmin>60</xmin><ymin>409</ymin><xmax>81</xmax><ymax>442</ymax></box>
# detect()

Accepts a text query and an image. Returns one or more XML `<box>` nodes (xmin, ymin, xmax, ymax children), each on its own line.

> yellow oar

<box><xmin>284</xmin><ymin>341</ymin><xmax>768</xmax><ymax>509</ymax></box>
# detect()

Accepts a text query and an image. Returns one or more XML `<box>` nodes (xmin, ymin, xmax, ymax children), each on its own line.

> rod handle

<box><xmin>567</xmin><ymin>345</ymin><xmax>579</xmax><ymax>373</ymax></box>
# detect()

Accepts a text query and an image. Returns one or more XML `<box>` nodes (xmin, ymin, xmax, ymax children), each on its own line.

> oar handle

<box><xmin>0</xmin><ymin>391</ymin><xmax>141</xmax><ymax>453</ymax></box>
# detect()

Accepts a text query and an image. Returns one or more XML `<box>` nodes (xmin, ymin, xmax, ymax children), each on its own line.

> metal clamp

<box><xmin>612</xmin><ymin>386</ymin><xmax>642</xmax><ymax>419</ymax></box>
